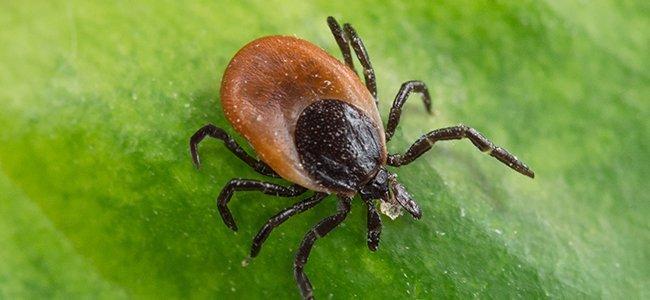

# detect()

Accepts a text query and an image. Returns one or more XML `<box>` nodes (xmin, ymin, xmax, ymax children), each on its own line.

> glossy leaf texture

<box><xmin>0</xmin><ymin>1</ymin><xmax>648</xmax><ymax>298</ymax></box>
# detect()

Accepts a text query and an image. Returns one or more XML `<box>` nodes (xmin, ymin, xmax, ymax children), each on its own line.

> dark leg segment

<box><xmin>387</xmin><ymin>125</ymin><xmax>535</xmax><ymax>178</ymax></box>
<box><xmin>385</xmin><ymin>80</ymin><xmax>433</xmax><ymax>142</ymax></box>
<box><xmin>343</xmin><ymin>23</ymin><xmax>378</xmax><ymax>102</ymax></box>
<box><xmin>294</xmin><ymin>196</ymin><xmax>352</xmax><ymax>300</ymax></box>
<box><xmin>250</xmin><ymin>193</ymin><xmax>328</xmax><ymax>258</ymax></box>
<box><xmin>362</xmin><ymin>197</ymin><xmax>382</xmax><ymax>251</ymax></box>
<box><xmin>327</xmin><ymin>17</ymin><xmax>357</xmax><ymax>74</ymax></box>
<box><xmin>217</xmin><ymin>179</ymin><xmax>307</xmax><ymax>231</ymax></box>
<box><xmin>190</xmin><ymin>124</ymin><xmax>278</xmax><ymax>177</ymax></box>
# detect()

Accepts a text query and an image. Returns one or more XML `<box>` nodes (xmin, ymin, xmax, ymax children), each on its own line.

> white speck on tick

<box><xmin>379</xmin><ymin>200</ymin><xmax>402</xmax><ymax>220</ymax></box>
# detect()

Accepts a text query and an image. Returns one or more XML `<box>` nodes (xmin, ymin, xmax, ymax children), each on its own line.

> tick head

<box><xmin>359</xmin><ymin>167</ymin><xmax>389</xmax><ymax>201</ymax></box>
<box><xmin>360</xmin><ymin>169</ymin><xmax>423</xmax><ymax>220</ymax></box>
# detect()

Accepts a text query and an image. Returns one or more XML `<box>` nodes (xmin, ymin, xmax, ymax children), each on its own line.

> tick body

<box><xmin>220</xmin><ymin>36</ymin><xmax>386</xmax><ymax>194</ymax></box>
<box><xmin>190</xmin><ymin>17</ymin><xmax>534</xmax><ymax>300</ymax></box>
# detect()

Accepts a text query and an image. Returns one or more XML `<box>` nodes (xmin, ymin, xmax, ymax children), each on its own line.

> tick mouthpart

<box><xmin>388</xmin><ymin>174</ymin><xmax>422</xmax><ymax>219</ymax></box>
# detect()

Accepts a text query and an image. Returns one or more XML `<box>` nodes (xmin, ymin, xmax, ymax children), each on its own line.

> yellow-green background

<box><xmin>1</xmin><ymin>0</ymin><xmax>648</xmax><ymax>298</ymax></box>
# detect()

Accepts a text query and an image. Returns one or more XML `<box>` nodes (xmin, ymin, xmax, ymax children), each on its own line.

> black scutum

<box><xmin>295</xmin><ymin>99</ymin><xmax>382</xmax><ymax>193</ymax></box>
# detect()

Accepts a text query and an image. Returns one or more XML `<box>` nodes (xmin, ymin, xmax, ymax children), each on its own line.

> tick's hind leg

<box><xmin>250</xmin><ymin>193</ymin><xmax>328</xmax><ymax>258</ymax></box>
<box><xmin>327</xmin><ymin>17</ymin><xmax>357</xmax><ymax>74</ymax></box>
<box><xmin>190</xmin><ymin>124</ymin><xmax>278</xmax><ymax>177</ymax></box>
<box><xmin>385</xmin><ymin>81</ymin><xmax>433</xmax><ymax>142</ymax></box>
<box><xmin>294</xmin><ymin>196</ymin><xmax>352</xmax><ymax>300</ymax></box>
<box><xmin>217</xmin><ymin>179</ymin><xmax>307</xmax><ymax>231</ymax></box>
<box><xmin>387</xmin><ymin>125</ymin><xmax>535</xmax><ymax>178</ymax></box>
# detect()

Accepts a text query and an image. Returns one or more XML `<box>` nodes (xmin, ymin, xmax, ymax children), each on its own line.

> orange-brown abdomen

<box><xmin>221</xmin><ymin>36</ymin><xmax>386</xmax><ymax>192</ymax></box>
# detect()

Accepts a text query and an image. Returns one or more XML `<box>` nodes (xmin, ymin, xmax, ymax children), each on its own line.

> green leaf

<box><xmin>1</xmin><ymin>0</ymin><xmax>647</xmax><ymax>298</ymax></box>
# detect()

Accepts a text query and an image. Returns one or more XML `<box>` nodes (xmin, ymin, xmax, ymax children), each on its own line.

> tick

<box><xmin>190</xmin><ymin>16</ymin><xmax>534</xmax><ymax>299</ymax></box>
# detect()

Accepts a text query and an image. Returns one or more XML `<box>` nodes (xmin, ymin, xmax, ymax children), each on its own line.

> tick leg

<box><xmin>385</xmin><ymin>80</ymin><xmax>433</xmax><ymax>142</ymax></box>
<box><xmin>294</xmin><ymin>196</ymin><xmax>352</xmax><ymax>300</ymax></box>
<box><xmin>387</xmin><ymin>125</ymin><xmax>535</xmax><ymax>178</ymax></box>
<box><xmin>362</xmin><ymin>197</ymin><xmax>382</xmax><ymax>251</ymax></box>
<box><xmin>327</xmin><ymin>16</ymin><xmax>357</xmax><ymax>74</ymax></box>
<box><xmin>190</xmin><ymin>124</ymin><xmax>278</xmax><ymax>177</ymax></box>
<box><xmin>250</xmin><ymin>193</ymin><xmax>328</xmax><ymax>258</ymax></box>
<box><xmin>217</xmin><ymin>179</ymin><xmax>308</xmax><ymax>231</ymax></box>
<box><xmin>343</xmin><ymin>23</ymin><xmax>378</xmax><ymax>102</ymax></box>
